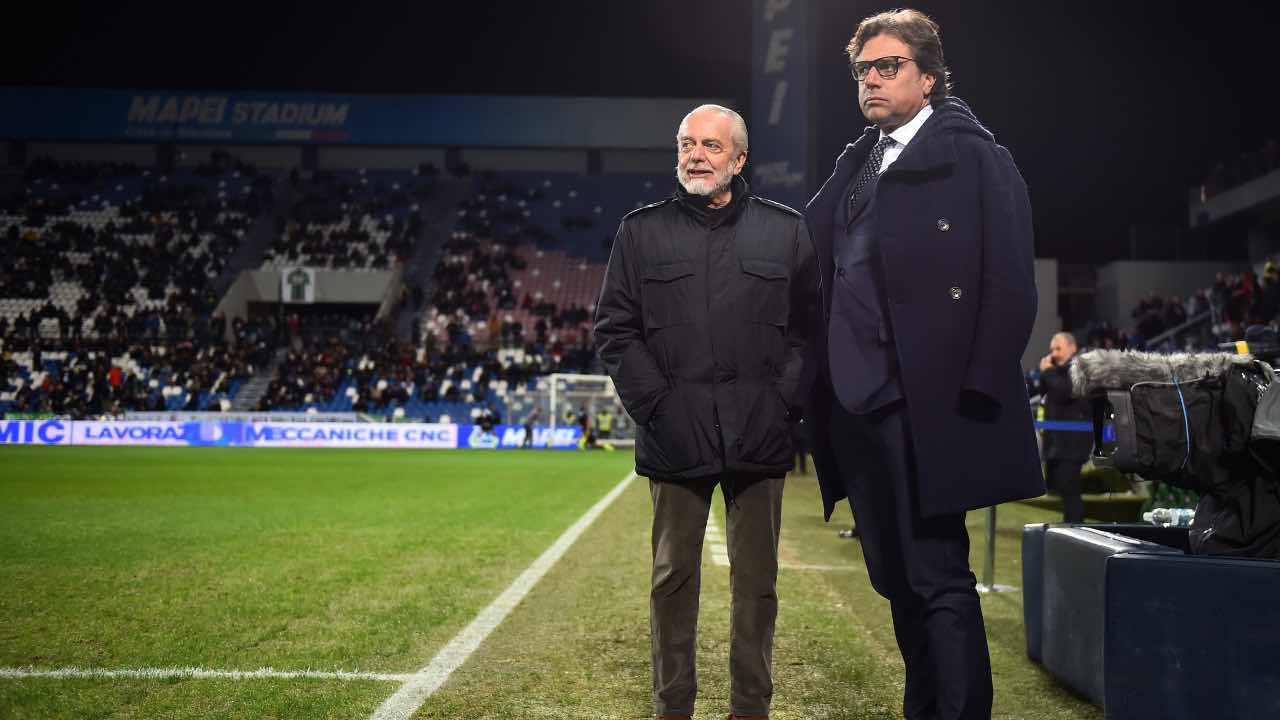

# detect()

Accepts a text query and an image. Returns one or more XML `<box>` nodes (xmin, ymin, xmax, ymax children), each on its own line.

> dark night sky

<box><xmin>4</xmin><ymin>1</ymin><xmax>1277</xmax><ymax>265</ymax></box>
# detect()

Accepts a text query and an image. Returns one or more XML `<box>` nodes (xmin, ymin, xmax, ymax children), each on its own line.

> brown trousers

<box><xmin>649</xmin><ymin>473</ymin><xmax>784</xmax><ymax>717</ymax></box>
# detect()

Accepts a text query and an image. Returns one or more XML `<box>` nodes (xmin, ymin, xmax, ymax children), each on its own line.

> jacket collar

<box><xmin>884</xmin><ymin>106</ymin><xmax>958</xmax><ymax>175</ymax></box>
<box><xmin>674</xmin><ymin>174</ymin><xmax>750</xmax><ymax>228</ymax></box>
<box><xmin>887</xmin><ymin>96</ymin><xmax>994</xmax><ymax>174</ymax></box>
<box><xmin>804</xmin><ymin>127</ymin><xmax>877</xmax><ymax>216</ymax></box>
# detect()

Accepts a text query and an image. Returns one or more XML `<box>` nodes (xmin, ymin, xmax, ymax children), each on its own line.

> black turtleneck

<box><xmin>675</xmin><ymin>174</ymin><xmax>750</xmax><ymax>229</ymax></box>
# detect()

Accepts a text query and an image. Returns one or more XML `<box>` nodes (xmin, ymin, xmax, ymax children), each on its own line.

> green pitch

<box><xmin>0</xmin><ymin>446</ymin><xmax>1096</xmax><ymax>719</ymax></box>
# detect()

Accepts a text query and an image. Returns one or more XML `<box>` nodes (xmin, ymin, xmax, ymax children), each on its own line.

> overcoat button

<box><xmin>950</xmin><ymin>286</ymin><xmax>962</xmax><ymax>301</ymax></box>
<box><xmin>937</xmin><ymin>218</ymin><xmax>951</xmax><ymax>232</ymax></box>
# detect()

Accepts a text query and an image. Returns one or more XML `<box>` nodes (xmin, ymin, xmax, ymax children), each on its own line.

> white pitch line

<box><xmin>0</xmin><ymin>666</ymin><xmax>412</xmax><ymax>682</ymax></box>
<box><xmin>705</xmin><ymin>511</ymin><xmax>731</xmax><ymax>566</ymax></box>
<box><xmin>370</xmin><ymin>471</ymin><xmax>637</xmax><ymax>720</ymax></box>
<box><xmin>707</xmin><ymin>508</ymin><xmax>855</xmax><ymax>573</ymax></box>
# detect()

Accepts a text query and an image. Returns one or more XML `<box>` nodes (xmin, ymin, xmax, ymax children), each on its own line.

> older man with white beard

<box><xmin>595</xmin><ymin>105</ymin><xmax>819</xmax><ymax>720</ymax></box>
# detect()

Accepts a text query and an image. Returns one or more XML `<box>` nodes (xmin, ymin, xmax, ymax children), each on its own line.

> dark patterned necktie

<box><xmin>849</xmin><ymin>135</ymin><xmax>896</xmax><ymax>212</ymax></box>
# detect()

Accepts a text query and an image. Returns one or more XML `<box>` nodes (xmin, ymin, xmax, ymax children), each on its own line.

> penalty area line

<box><xmin>370</xmin><ymin>470</ymin><xmax>638</xmax><ymax>720</ymax></box>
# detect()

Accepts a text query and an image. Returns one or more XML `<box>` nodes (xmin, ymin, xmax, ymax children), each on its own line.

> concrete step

<box><xmin>229</xmin><ymin>348</ymin><xmax>287</xmax><ymax>411</ymax></box>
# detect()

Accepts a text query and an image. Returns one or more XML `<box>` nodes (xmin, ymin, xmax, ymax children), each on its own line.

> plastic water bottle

<box><xmin>1142</xmin><ymin>507</ymin><xmax>1195</xmax><ymax>527</ymax></box>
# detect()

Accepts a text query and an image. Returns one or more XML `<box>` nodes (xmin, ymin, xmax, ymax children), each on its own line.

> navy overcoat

<box><xmin>805</xmin><ymin>97</ymin><xmax>1045</xmax><ymax>519</ymax></box>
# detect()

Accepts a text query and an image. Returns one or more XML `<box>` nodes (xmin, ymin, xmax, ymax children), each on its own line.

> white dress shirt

<box><xmin>878</xmin><ymin>103</ymin><xmax>933</xmax><ymax>173</ymax></box>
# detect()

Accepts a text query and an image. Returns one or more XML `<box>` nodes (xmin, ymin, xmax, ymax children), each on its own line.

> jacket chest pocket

<box><xmin>740</xmin><ymin>258</ymin><xmax>789</xmax><ymax>327</ymax></box>
<box><xmin>643</xmin><ymin>261</ymin><xmax>697</xmax><ymax>330</ymax></box>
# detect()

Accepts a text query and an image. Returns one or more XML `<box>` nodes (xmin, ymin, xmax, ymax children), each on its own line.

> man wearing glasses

<box><xmin>596</xmin><ymin>104</ymin><xmax>818</xmax><ymax>720</ymax></box>
<box><xmin>803</xmin><ymin>9</ymin><xmax>1043</xmax><ymax>719</ymax></box>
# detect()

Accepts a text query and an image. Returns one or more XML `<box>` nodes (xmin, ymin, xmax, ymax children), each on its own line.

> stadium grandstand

<box><xmin>0</xmin><ymin>101</ymin><xmax>684</xmax><ymax>428</ymax></box>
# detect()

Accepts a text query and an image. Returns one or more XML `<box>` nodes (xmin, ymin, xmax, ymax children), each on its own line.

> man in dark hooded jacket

<box><xmin>804</xmin><ymin>9</ymin><xmax>1043</xmax><ymax>720</ymax></box>
<box><xmin>595</xmin><ymin>104</ymin><xmax>818</xmax><ymax>720</ymax></box>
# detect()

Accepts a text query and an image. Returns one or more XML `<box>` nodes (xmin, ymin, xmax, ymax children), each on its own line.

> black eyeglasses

<box><xmin>851</xmin><ymin>55</ymin><xmax>916</xmax><ymax>82</ymax></box>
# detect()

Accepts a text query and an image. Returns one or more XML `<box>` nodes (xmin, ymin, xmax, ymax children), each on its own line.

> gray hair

<box><xmin>1054</xmin><ymin>331</ymin><xmax>1078</xmax><ymax>347</ymax></box>
<box><xmin>677</xmin><ymin>104</ymin><xmax>749</xmax><ymax>156</ymax></box>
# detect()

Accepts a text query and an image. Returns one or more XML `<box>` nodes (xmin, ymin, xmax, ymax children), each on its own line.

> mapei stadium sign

<box><xmin>0</xmin><ymin>421</ymin><xmax>581</xmax><ymax>451</ymax></box>
<box><xmin>128</xmin><ymin>95</ymin><xmax>350</xmax><ymax>129</ymax></box>
<box><xmin>121</xmin><ymin>92</ymin><xmax>355</xmax><ymax>142</ymax></box>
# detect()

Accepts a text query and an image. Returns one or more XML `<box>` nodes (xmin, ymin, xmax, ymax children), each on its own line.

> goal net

<box><xmin>543</xmin><ymin>373</ymin><xmax>633</xmax><ymax>443</ymax></box>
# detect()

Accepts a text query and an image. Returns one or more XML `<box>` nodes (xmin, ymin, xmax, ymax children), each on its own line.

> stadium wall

<box><xmin>215</xmin><ymin>144</ymin><xmax>300</xmax><ymax>168</ymax></box>
<box><xmin>602</xmin><ymin>149</ymin><xmax>675</xmax><ymax>175</ymax></box>
<box><xmin>216</xmin><ymin>269</ymin><xmax>397</xmax><ymax>332</ymax></box>
<box><xmin>1096</xmin><ymin>260</ymin><xmax>1248</xmax><ymax>329</ymax></box>
<box><xmin>174</xmin><ymin>145</ymin><xmax>221</xmax><ymax>166</ymax></box>
<box><xmin>462</xmin><ymin>148</ymin><xmax>588</xmax><ymax>174</ymax></box>
<box><xmin>248</xmin><ymin>269</ymin><xmax>395</xmax><ymax>303</ymax></box>
<box><xmin>174</xmin><ymin>144</ymin><xmax>303</xmax><ymax>168</ymax></box>
<box><xmin>28</xmin><ymin>142</ymin><xmax>157</xmax><ymax>165</ymax></box>
<box><xmin>23</xmin><ymin>141</ymin><xmax>301</xmax><ymax>170</ymax></box>
<box><xmin>1026</xmin><ymin>259</ymin><xmax>1060</xmax><ymax>370</ymax></box>
<box><xmin>317</xmin><ymin>146</ymin><xmax>446</xmax><ymax>170</ymax></box>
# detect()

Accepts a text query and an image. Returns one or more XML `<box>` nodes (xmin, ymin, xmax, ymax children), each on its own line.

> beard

<box><xmin>676</xmin><ymin>163</ymin><xmax>734</xmax><ymax>198</ymax></box>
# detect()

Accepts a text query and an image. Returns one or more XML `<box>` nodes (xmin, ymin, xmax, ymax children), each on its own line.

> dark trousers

<box><xmin>828</xmin><ymin>400</ymin><xmax>993</xmax><ymax>720</ymax></box>
<box><xmin>1045</xmin><ymin>459</ymin><xmax>1085</xmax><ymax>523</ymax></box>
<box><xmin>649</xmin><ymin>473</ymin><xmax>784</xmax><ymax>717</ymax></box>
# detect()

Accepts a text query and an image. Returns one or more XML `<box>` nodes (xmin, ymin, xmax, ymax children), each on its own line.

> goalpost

<box><xmin>546</xmin><ymin>372</ymin><xmax>633</xmax><ymax>445</ymax></box>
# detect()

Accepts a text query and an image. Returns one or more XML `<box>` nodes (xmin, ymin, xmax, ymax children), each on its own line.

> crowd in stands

<box><xmin>2</xmin><ymin>161</ymin><xmax>646</xmax><ymax>423</ymax></box>
<box><xmin>1</xmin><ymin>155</ymin><xmax>274</xmax><ymax>417</ymax></box>
<box><xmin>418</xmin><ymin>169</ymin><xmax>657</xmax><ymax>361</ymax></box>
<box><xmin>428</xmin><ymin>230</ymin><xmax>594</xmax><ymax>344</ymax></box>
<box><xmin>256</xmin><ymin>310</ymin><xmax>593</xmax><ymax>420</ymax></box>
<box><xmin>1</xmin><ymin>223</ymin><xmax>234</xmax><ymax>332</ymax></box>
<box><xmin>262</xmin><ymin>166</ymin><xmax>432</xmax><ymax>270</ymax></box>
<box><xmin>1204</xmin><ymin>264</ymin><xmax>1280</xmax><ymax>339</ymax></box>
<box><xmin>2</xmin><ymin>156</ymin><xmax>263</xmax><ymax>326</ymax></box>
<box><xmin>1073</xmin><ymin>263</ymin><xmax>1280</xmax><ymax>355</ymax></box>
<box><xmin>9</xmin><ymin>155</ymin><xmax>274</xmax><ymax>218</ymax></box>
<box><xmin>1</xmin><ymin>331</ymin><xmax>259</xmax><ymax>417</ymax></box>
